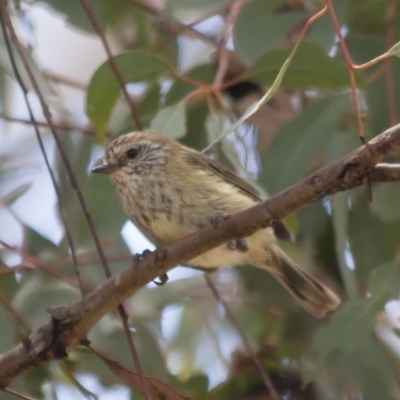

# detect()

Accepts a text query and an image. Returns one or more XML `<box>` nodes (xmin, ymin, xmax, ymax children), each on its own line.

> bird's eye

<box><xmin>126</xmin><ymin>148</ymin><xmax>138</xmax><ymax>159</ymax></box>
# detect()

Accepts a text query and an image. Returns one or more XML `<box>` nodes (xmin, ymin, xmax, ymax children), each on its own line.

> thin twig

<box><xmin>0</xmin><ymin>5</ymin><xmax>86</xmax><ymax>298</ymax></box>
<box><xmin>59</xmin><ymin>361</ymin><xmax>98</xmax><ymax>400</ymax></box>
<box><xmin>2</xmin><ymin>387</ymin><xmax>39</xmax><ymax>400</ymax></box>
<box><xmin>325</xmin><ymin>0</ymin><xmax>373</xmax><ymax>200</ymax></box>
<box><xmin>77</xmin><ymin>4</ymin><xmax>151</xmax><ymax>396</ymax></box>
<box><xmin>79</xmin><ymin>0</ymin><xmax>143</xmax><ymax>131</ymax></box>
<box><xmin>0</xmin><ymin>112</ymin><xmax>96</xmax><ymax>136</ymax></box>
<box><xmin>77</xmin><ymin>251</ymin><xmax>133</xmax><ymax>265</ymax></box>
<box><xmin>0</xmin><ymin>0</ymin><xmax>110</xmax><ymax>293</ymax></box>
<box><xmin>202</xmin><ymin>5</ymin><xmax>328</xmax><ymax>153</ymax></box>
<box><xmin>116</xmin><ymin>303</ymin><xmax>153</xmax><ymax>399</ymax></box>
<box><xmin>0</xmin><ymin>240</ymin><xmax>83</xmax><ymax>289</ymax></box>
<box><xmin>204</xmin><ymin>273</ymin><xmax>281</xmax><ymax>400</ymax></box>
<box><xmin>126</xmin><ymin>0</ymin><xmax>218</xmax><ymax>46</ymax></box>
<box><xmin>44</xmin><ymin>70</ymin><xmax>86</xmax><ymax>90</ymax></box>
<box><xmin>326</xmin><ymin>0</ymin><xmax>365</xmax><ymax>141</ymax></box>
<box><xmin>384</xmin><ymin>0</ymin><xmax>399</xmax><ymax>126</ymax></box>
<box><xmin>213</xmin><ymin>0</ymin><xmax>249</xmax><ymax>87</ymax></box>
<box><xmin>180</xmin><ymin>3</ymin><xmax>231</xmax><ymax>31</ymax></box>
<box><xmin>0</xmin><ymin>286</ymin><xmax>30</xmax><ymax>335</ymax></box>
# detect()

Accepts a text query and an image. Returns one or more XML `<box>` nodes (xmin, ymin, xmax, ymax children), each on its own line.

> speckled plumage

<box><xmin>93</xmin><ymin>131</ymin><xmax>341</xmax><ymax>317</ymax></box>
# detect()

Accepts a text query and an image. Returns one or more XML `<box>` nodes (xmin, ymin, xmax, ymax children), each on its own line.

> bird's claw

<box><xmin>211</xmin><ymin>213</ymin><xmax>248</xmax><ymax>252</ymax></box>
<box><xmin>133</xmin><ymin>249</ymin><xmax>152</xmax><ymax>265</ymax></box>
<box><xmin>227</xmin><ymin>238</ymin><xmax>249</xmax><ymax>253</ymax></box>
<box><xmin>153</xmin><ymin>273</ymin><xmax>169</xmax><ymax>286</ymax></box>
<box><xmin>211</xmin><ymin>212</ymin><xmax>231</xmax><ymax>229</ymax></box>
<box><xmin>133</xmin><ymin>251</ymin><xmax>169</xmax><ymax>286</ymax></box>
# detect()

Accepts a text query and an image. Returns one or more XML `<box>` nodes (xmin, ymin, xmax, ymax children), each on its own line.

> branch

<box><xmin>1</xmin><ymin>123</ymin><xmax>400</xmax><ymax>387</ymax></box>
<box><xmin>0</xmin><ymin>112</ymin><xmax>96</xmax><ymax>136</ymax></box>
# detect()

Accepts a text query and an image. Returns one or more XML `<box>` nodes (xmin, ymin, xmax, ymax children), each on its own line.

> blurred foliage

<box><xmin>0</xmin><ymin>0</ymin><xmax>400</xmax><ymax>399</ymax></box>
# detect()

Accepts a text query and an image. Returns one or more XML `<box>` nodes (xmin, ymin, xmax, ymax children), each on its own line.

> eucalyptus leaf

<box><xmin>349</xmin><ymin>190</ymin><xmax>394</xmax><ymax>283</ymax></box>
<box><xmin>388</xmin><ymin>41</ymin><xmax>400</xmax><ymax>58</ymax></box>
<box><xmin>260</xmin><ymin>93</ymin><xmax>351</xmax><ymax>193</ymax></box>
<box><xmin>312</xmin><ymin>299</ymin><xmax>376</xmax><ymax>361</ymax></box>
<box><xmin>38</xmin><ymin>0</ymin><xmax>96</xmax><ymax>32</ymax></box>
<box><xmin>1</xmin><ymin>183</ymin><xmax>32</xmax><ymax>208</ymax></box>
<box><xmin>0</xmin><ymin>33</ymin><xmax>53</xmax><ymax>98</ymax></box>
<box><xmin>370</xmin><ymin>183</ymin><xmax>400</xmax><ymax>222</ymax></box>
<box><xmin>369</xmin><ymin>262</ymin><xmax>400</xmax><ymax>304</ymax></box>
<box><xmin>86</xmin><ymin>52</ymin><xmax>170</xmax><ymax>139</ymax></box>
<box><xmin>149</xmin><ymin>101</ymin><xmax>186</xmax><ymax>139</ymax></box>
<box><xmin>234</xmin><ymin>0</ymin><xmax>307</xmax><ymax>66</ymax></box>
<box><xmin>248</xmin><ymin>41</ymin><xmax>362</xmax><ymax>90</ymax></box>
<box><xmin>0</xmin><ymin>291</ymin><xmax>19</xmax><ymax>354</ymax></box>
<box><xmin>12</xmin><ymin>275</ymin><xmax>81</xmax><ymax>329</ymax></box>
<box><xmin>331</xmin><ymin>192</ymin><xmax>358</xmax><ymax>299</ymax></box>
<box><xmin>82</xmin><ymin>174</ymin><xmax>127</xmax><ymax>245</ymax></box>
<box><xmin>345</xmin><ymin>0</ymin><xmax>400</xmax><ymax>35</ymax></box>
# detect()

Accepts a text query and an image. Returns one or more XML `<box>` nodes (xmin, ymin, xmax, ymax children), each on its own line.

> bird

<box><xmin>92</xmin><ymin>131</ymin><xmax>341</xmax><ymax>317</ymax></box>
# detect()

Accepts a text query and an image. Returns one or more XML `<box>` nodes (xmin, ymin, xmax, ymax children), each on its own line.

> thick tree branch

<box><xmin>1</xmin><ymin>123</ymin><xmax>400</xmax><ymax>387</ymax></box>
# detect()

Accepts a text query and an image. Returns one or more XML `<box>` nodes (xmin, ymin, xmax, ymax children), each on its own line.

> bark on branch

<box><xmin>1</xmin><ymin>123</ymin><xmax>400</xmax><ymax>387</ymax></box>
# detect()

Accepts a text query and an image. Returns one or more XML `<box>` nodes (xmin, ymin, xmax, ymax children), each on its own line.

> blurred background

<box><xmin>1</xmin><ymin>0</ymin><xmax>400</xmax><ymax>399</ymax></box>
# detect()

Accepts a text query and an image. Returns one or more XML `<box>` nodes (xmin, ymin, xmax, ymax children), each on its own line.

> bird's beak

<box><xmin>91</xmin><ymin>161</ymin><xmax>120</xmax><ymax>175</ymax></box>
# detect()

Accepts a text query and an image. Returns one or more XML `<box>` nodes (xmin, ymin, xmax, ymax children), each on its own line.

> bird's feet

<box><xmin>227</xmin><ymin>238</ymin><xmax>249</xmax><ymax>253</ymax></box>
<box><xmin>210</xmin><ymin>213</ymin><xmax>249</xmax><ymax>253</ymax></box>
<box><xmin>211</xmin><ymin>212</ymin><xmax>231</xmax><ymax>229</ymax></box>
<box><xmin>132</xmin><ymin>249</ymin><xmax>152</xmax><ymax>264</ymax></box>
<box><xmin>132</xmin><ymin>250</ymin><xmax>169</xmax><ymax>286</ymax></box>
<box><xmin>153</xmin><ymin>273</ymin><xmax>169</xmax><ymax>286</ymax></box>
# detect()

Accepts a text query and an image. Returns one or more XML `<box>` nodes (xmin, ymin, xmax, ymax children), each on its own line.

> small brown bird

<box><xmin>92</xmin><ymin>131</ymin><xmax>340</xmax><ymax>317</ymax></box>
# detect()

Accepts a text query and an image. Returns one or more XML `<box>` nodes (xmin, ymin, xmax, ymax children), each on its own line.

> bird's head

<box><xmin>92</xmin><ymin>132</ymin><xmax>172</xmax><ymax>180</ymax></box>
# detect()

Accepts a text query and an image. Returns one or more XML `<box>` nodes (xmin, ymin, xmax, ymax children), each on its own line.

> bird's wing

<box><xmin>183</xmin><ymin>148</ymin><xmax>262</xmax><ymax>201</ymax></box>
<box><xmin>183</xmin><ymin>148</ymin><xmax>292</xmax><ymax>241</ymax></box>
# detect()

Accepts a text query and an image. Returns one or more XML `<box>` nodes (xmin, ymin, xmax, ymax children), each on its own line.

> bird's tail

<box><xmin>254</xmin><ymin>247</ymin><xmax>341</xmax><ymax>318</ymax></box>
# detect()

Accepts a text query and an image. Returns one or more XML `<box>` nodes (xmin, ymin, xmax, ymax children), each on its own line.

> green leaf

<box><xmin>313</xmin><ymin>299</ymin><xmax>376</xmax><ymax>359</ymax></box>
<box><xmin>1</xmin><ymin>183</ymin><xmax>32</xmax><ymax>208</ymax></box>
<box><xmin>13</xmin><ymin>275</ymin><xmax>80</xmax><ymax>329</ymax></box>
<box><xmin>305</xmin><ymin>264</ymin><xmax>400</xmax><ymax>382</ymax></box>
<box><xmin>327</xmin><ymin>132</ymin><xmax>360</xmax><ymax>299</ymax></box>
<box><xmin>345</xmin><ymin>0</ymin><xmax>400</xmax><ymax>35</ymax></box>
<box><xmin>234</xmin><ymin>0</ymin><xmax>307</xmax><ymax>66</ymax></box>
<box><xmin>86</xmin><ymin>52</ymin><xmax>170</xmax><ymax>139</ymax></box>
<box><xmin>89</xmin><ymin>316</ymin><xmax>167</xmax><ymax>378</ymax></box>
<box><xmin>346</xmin><ymin>34</ymin><xmax>400</xmax><ymax>134</ymax></box>
<box><xmin>137</xmin><ymin>82</ymin><xmax>162</xmax><ymax>119</ymax></box>
<box><xmin>39</xmin><ymin>0</ymin><xmax>96</xmax><ymax>32</ymax></box>
<box><xmin>260</xmin><ymin>93</ymin><xmax>351</xmax><ymax>193</ymax></box>
<box><xmin>149</xmin><ymin>101</ymin><xmax>186</xmax><ymax>139</ymax></box>
<box><xmin>308</xmin><ymin>0</ymin><xmax>350</xmax><ymax>52</ymax></box>
<box><xmin>203</xmin><ymin>36</ymin><xmax>306</xmax><ymax>152</ymax></box>
<box><xmin>247</xmin><ymin>41</ymin><xmax>361</xmax><ymax>89</ymax></box>
<box><xmin>368</xmin><ymin>58</ymin><xmax>400</xmax><ymax>133</ymax></box>
<box><xmin>0</xmin><ymin>34</ymin><xmax>53</xmax><ymax>98</ymax></box>
<box><xmin>370</xmin><ymin>183</ymin><xmax>400</xmax><ymax>222</ymax></box>
<box><xmin>56</xmin><ymin>135</ymin><xmax>93</xmax><ymax>245</ymax></box>
<box><xmin>23</xmin><ymin>226</ymin><xmax>58</xmax><ymax>258</ymax></box>
<box><xmin>165</xmin><ymin>0</ymin><xmax>230</xmax><ymax>17</ymax></box>
<box><xmin>370</xmin><ymin>262</ymin><xmax>400</xmax><ymax>304</ymax></box>
<box><xmin>82</xmin><ymin>174</ymin><xmax>127</xmax><ymax>245</ymax></box>
<box><xmin>0</xmin><ymin>281</ymin><xmax>20</xmax><ymax>354</ymax></box>
<box><xmin>349</xmin><ymin>190</ymin><xmax>395</xmax><ymax>282</ymax></box>
<box><xmin>179</xmin><ymin>100</ymin><xmax>209</xmax><ymax>150</ymax></box>
<box><xmin>388</xmin><ymin>41</ymin><xmax>400</xmax><ymax>58</ymax></box>
<box><xmin>331</xmin><ymin>192</ymin><xmax>358</xmax><ymax>299</ymax></box>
